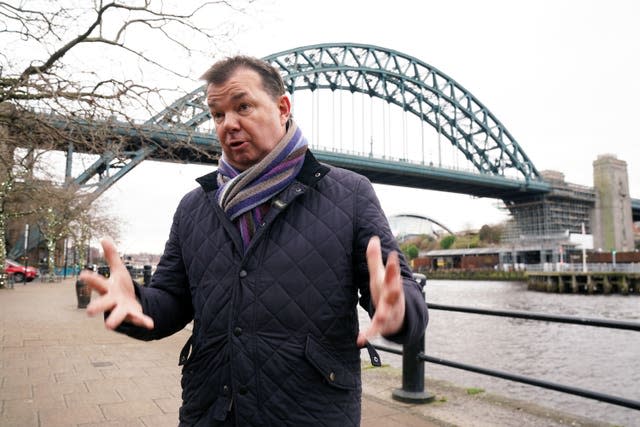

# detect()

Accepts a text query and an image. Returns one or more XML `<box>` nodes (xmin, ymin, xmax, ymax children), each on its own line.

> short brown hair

<box><xmin>200</xmin><ymin>56</ymin><xmax>285</xmax><ymax>100</ymax></box>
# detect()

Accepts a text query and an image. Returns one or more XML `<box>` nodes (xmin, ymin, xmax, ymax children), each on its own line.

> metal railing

<box><xmin>379</xmin><ymin>274</ymin><xmax>640</xmax><ymax>410</ymax></box>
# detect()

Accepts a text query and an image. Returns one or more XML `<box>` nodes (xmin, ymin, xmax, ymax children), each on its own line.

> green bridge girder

<box><xmin>9</xmin><ymin>44</ymin><xmax>637</xmax><ymax>259</ymax></box>
<box><xmin>62</xmin><ymin>43</ymin><xmax>638</xmax><ymax>219</ymax></box>
<box><xmin>148</xmin><ymin>43</ymin><xmax>542</xmax><ymax>183</ymax></box>
<box><xmin>57</xmin><ymin>118</ymin><xmax>548</xmax><ymax>200</ymax></box>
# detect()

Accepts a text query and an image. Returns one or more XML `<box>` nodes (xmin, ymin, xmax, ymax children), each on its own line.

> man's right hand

<box><xmin>81</xmin><ymin>237</ymin><xmax>154</xmax><ymax>331</ymax></box>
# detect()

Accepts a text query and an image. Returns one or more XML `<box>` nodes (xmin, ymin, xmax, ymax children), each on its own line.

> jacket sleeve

<box><xmin>353</xmin><ymin>176</ymin><xmax>428</xmax><ymax>345</ymax></box>
<box><xmin>115</xmin><ymin>196</ymin><xmax>194</xmax><ymax>341</ymax></box>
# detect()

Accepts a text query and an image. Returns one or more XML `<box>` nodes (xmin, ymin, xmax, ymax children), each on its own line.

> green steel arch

<box><xmin>149</xmin><ymin>42</ymin><xmax>541</xmax><ymax>183</ymax></box>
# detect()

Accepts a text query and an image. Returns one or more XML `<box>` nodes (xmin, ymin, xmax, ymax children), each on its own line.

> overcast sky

<box><xmin>103</xmin><ymin>0</ymin><xmax>640</xmax><ymax>254</ymax></box>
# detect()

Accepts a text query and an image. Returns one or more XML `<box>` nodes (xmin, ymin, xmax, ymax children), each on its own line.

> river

<box><xmin>362</xmin><ymin>280</ymin><xmax>640</xmax><ymax>427</ymax></box>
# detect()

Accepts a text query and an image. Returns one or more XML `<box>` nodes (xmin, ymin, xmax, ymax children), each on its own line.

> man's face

<box><xmin>206</xmin><ymin>68</ymin><xmax>291</xmax><ymax>171</ymax></box>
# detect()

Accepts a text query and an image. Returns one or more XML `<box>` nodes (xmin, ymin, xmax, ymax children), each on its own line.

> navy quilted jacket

<box><xmin>121</xmin><ymin>151</ymin><xmax>428</xmax><ymax>426</ymax></box>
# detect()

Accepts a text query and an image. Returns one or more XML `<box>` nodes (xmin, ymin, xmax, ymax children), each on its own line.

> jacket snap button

<box><xmin>233</xmin><ymin>327</ymin><xmax>242</xmax><ymax>337</ymax></box>
<box><xmin>295</xmin><ymin>187</ymin><xmax>302</xmax><ymax>193</ymax></box>
<box><xmin>223</xmin><ymin>385</ymin><xmax>230</xmax><ymax>395</ymax></box>
<box><xmin>314</xmin><ymin>172</ymin><xmax>321</xmax><ymax>177</ymax></box>
<box><xmin>239</xmin><ymin>270</ymin><xmax>247</xmax><ymax>278</ymax></box>
<box><xmin>328</xmin><ymin>372</ymin><xmax>336</xmax><ymax>382</ymax></box>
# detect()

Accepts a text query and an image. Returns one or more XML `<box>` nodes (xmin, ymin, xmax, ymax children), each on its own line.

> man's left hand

<box><xmin>357</xmin><ymin>236</ymin><xmax>406</xmax><ymax>347</ymax></box>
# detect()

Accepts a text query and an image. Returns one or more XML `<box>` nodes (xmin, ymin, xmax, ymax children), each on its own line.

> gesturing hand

<box><xmin>81</xmin><ymin>237</ymin><xmax>154</xmax><ymax>331</ymax></box>
<box><xmin>357</xmin><ymin>236</ymin><xmax>405</xmax><ymax>347</ymax></box>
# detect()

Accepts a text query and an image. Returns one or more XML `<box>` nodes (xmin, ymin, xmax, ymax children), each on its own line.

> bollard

<box><xmin>75</xmin><ymin>265</ymin><xmax>94</xmax><ymax>309</ymax></box>
<box><xmin>143</xmin><ymin>265</ymin><xmax>152</xmax><ymax>286</ymax></box>
<box><xmin>97</xmin><ymin>265</ymin><xmax>110</xmax><ymax>278</ymax></box>
<box><xmin>392</xmin><ymin>273</ymin><xmax>435</xmax><ymax>403</ymax></box>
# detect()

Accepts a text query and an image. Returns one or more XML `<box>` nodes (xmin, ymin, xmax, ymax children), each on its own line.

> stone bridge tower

<box><xmin>592</xmin><ymin>154</ymin><xmax>634</xmax><ymax>251</ymax></box>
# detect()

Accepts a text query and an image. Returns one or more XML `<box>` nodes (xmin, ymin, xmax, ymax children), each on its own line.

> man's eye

<box><xmin>239</xmin><ymin>104</ymin><xmax>251</xmax><ymax>112</ymax></box>
<box><xmin>212</xmin><ymin>112</ymin><xmax>224</xmax><ymax>123</ymax></box>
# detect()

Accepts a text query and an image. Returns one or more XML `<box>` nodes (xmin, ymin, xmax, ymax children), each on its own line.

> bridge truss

<box><xmin>148</xmin><ymin>43</ymin><xmax>542</xmax><ymax>184</ymax></box>
<box><xmin>49</xmin><ymin>44</ymin><xmax>637</xmax><ymax>249</ymax></box>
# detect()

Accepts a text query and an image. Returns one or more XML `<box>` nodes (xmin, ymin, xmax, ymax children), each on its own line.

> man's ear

<box><xmin>278</xmin><ymin>95</ymin><xmax>291</xmax><ymax>125</ymax></box>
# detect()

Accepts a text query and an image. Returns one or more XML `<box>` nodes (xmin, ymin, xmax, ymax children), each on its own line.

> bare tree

<box><xmin>34</xmin><ymin>182</ymin><xmax>120</xmax><ymax>280</ymax></box>
<box><xmin>69</xmin><ymin>197</ymin><xmax>122</xmax><ymax>271</ymax></box>
<box><xmin>0</xmin><ymin>103</ymin><xmax>61</xmax><ymax>271</ymax></box>
<box><xmin>0</xmin><ymin>0</ymin><xmax>250</xmax><ymax>286</ymax></box>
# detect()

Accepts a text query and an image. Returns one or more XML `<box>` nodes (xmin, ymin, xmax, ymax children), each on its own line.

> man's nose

<box><xmin>220</xmin><ymin>112</ymin><xmax>240</xmax><ymax>130</ymax></box>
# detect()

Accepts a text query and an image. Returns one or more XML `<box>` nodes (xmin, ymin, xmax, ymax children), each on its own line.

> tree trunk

<box><xmin>0</xmin><ymin>200</ymin><xmax>7</xmax><ymax>289</ymax></box>
<box><xmin>46</xmin><ymin>238</ymin><xmax>56</xmax><ymax>281</ymax></box>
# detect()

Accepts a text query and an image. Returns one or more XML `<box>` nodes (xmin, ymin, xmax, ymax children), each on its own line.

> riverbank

<box><xmin>527</xmin><ymin>271</ymin><xmax>640</xmax><ymax>294</ymax></box>
<box><xmin>418</xmin><ymin>269</ymin><xmax>527</xmax><ymax>281</ymax></box>
<box><xmin>362</xmin><ymin>365</ymin><xmax>616</xmax><ymax>427</ymax></box>
<box><xmin>419</xmin><ymin>270</ymin><xmax>640</xmax><ymax>296</ymax></box>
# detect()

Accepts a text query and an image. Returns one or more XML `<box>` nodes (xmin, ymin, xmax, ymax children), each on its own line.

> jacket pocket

<box><xmin>304</xmin><ymin>335</ymin><xmax>357</xmax><ymax>391</ymax></box>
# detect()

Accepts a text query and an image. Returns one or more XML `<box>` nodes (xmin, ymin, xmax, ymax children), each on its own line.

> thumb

<box><xmin>366</xmin><ymin>236</ymin><xmax>383</xmax><ymax>275</ymax></box>
<box><xmin>366</xmin><ymin>236</ymin><xmax>383</xmax><ymax>292</ymax></box>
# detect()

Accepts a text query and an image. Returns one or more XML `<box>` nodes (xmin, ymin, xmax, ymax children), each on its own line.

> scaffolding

<box><xmin>501</xmin><ymin>172</ymin><xmax>595</xmax><ymax>244</ymax></box>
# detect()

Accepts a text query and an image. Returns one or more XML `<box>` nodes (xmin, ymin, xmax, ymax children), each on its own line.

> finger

<box><xmin>357</xmin><ymin>322</ymin><xmax>381</xmax><ymax>347</ymax></box>
<box><xmin>356</xmin><ymin>331</ymin><xmax>367</xmax><ymax>347</ymax></box>
<box><xmin>128</xmin><ymin>311</ymin><xmax>155</xmax><ymax>330</ymax></box>
<box><xmin>86</xmin><ymin>295</ymin><xmax>115</xmax><ymax>317</ymax></box>
<box><xmin>366</xmin><ymin>236</ymin><xmax>383</xmax><ymax>279</ymax></box>
<box><xmin>356</xmin><ymin>309</ymin><xmax>386</xmax><ymax>345</ymax></box>
<box><xmin>79</xmin><ymin>271</ymin><xmax>109</xmax><ymax>294</ymax></box>
<box><xmin>366</xmin><ymin>236</ymin><xmax>383</xmax><ymax>304</ymax></box>
<box><xmin>101</xmin><ymin>237</ymin><xmax>125</xmax><ymax>271</ymax></box>
<box><xmin>382</xmin><ymin>251</ymin><xmax>402</xmax><ymax>305</ymax></box>
<box><xmin>104</xmin><ymin>304</ymin><xmax>128</xmax><ymax>330</ymax></box>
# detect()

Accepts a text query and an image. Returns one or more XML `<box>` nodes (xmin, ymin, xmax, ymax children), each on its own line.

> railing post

<box><xmin>392</xmin><ymin>273</ymin><xmax>435</xmax><ymax>403</ymax></box>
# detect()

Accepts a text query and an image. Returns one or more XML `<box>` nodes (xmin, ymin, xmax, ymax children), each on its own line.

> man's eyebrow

<box><xmin>230</xmin><ymin>91</ymin><xmax>249</xmax><ymax>102</ymax></box>
<box><xmin>207</xmin><ymin>91</ymin><xmax>249</xmax><ymax>108</ymax></box>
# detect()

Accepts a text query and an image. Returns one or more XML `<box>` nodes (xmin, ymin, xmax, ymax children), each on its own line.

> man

<box><xmin>82</xmin><ymin>56</ymin><xmax>428</xmax><ymax>426</ymax></box>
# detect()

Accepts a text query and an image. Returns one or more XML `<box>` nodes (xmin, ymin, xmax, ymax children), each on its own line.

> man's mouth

<box><xmin>228</xmin><ymin>140</ymin><xmax>247</xmax><ymax>148</ymax></box>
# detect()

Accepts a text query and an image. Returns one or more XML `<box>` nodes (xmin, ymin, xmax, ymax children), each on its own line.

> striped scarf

<box><xmin>216</xmin><ymin>120</ymin><xmax>308</xmax><ymax>251</ymax></box>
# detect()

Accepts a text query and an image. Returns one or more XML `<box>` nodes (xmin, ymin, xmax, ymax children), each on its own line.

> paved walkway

<box><xmin>0</xmin><ymin>279</ymin><xmax>611</xmax><ymax>427</ymax></box>
<box><xmin>0</xmin><ymin>279</ymin><xmax>441</xmax><ymax>427</ymax></box>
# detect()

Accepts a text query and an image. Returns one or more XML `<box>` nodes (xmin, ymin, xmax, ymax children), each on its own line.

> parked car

<box><xmin>5</xmin><ymin>259</ymin><xmax>39</xmax><ymax>282</ymax></box>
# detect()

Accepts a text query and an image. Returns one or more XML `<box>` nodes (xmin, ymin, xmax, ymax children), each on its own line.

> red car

<box><xmin>5</xmin><ymin>259</ymin><xmax>39</xmax><ymax>282</ymax></box>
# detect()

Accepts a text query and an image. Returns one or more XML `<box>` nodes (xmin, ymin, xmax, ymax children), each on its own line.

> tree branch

<box><xmin>17</xmin><ymin>2</ymin><xmax>119</xmax><ymax>79</ymax></box>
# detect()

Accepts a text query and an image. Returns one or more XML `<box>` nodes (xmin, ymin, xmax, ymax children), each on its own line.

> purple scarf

<box><xmin>216</xmin><ymin>120</ymin><xmax>308</xmax><ymax>251</ymax></box>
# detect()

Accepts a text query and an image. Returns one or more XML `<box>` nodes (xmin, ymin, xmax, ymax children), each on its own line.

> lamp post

<box><xmin>23</xmin><ymin>224</ymin><xmax>29</xmax><ymax>284</ymax></box>
<box><xmin>63</xmin><ymin>238</ymin><xmax>69</xmax><ymax>279</ymax></box>
<box><xmin>581</xmin><ymin>222</ymin><xmax>587</xmax><ymax>273</ymax></box>
<box><xmin>612</xmin><ymin>250</ymin><xmax>617</xmax><ymax>270</ymax></box>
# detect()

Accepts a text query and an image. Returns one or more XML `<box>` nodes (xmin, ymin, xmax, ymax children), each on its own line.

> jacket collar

<box><xmin>196</xmin><ymin>150</ymin><xmax>330</xmax><ymax>193</ymax></box>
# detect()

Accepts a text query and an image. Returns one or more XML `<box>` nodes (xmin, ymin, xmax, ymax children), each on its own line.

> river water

<box><xmin>362</xmin><ymin>280</ymin><xmax>640</xmax><ymax>426</ymax></box>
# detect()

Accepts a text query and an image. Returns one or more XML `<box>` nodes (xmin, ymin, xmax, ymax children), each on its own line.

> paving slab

<box><xmin>1</xmin><ymin>279</ymin><xmax>611</xmax><ymax>427</ymax></box>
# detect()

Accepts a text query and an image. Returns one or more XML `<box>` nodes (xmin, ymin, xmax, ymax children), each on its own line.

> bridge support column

<box><xmin>587</xmin><ymin>275</ymin><xmax>595</xmax><ymax>294</ymax></box>
<box><xmin>546</xmin><ymin>275</ymin><xmax>557</xmax><ymax>292</ymax></box>
<box><xmin>620</xmin><ymin>275</ymin><xmax>629</xmax><ymax>295</ymax></box>
<box><xmin>602</xmin><ymin>275</ymin><xmax>612</xmax><ymax>294</ymax></box>
<box><xmin>65</xmin><ymin>142</ymin><xmax>74</xmax><ymax>182</ymax></box>
<box><xmin>557</xmin><ymin>275</ymin><xmax>565</xmax><ymax>293</ymax></box>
